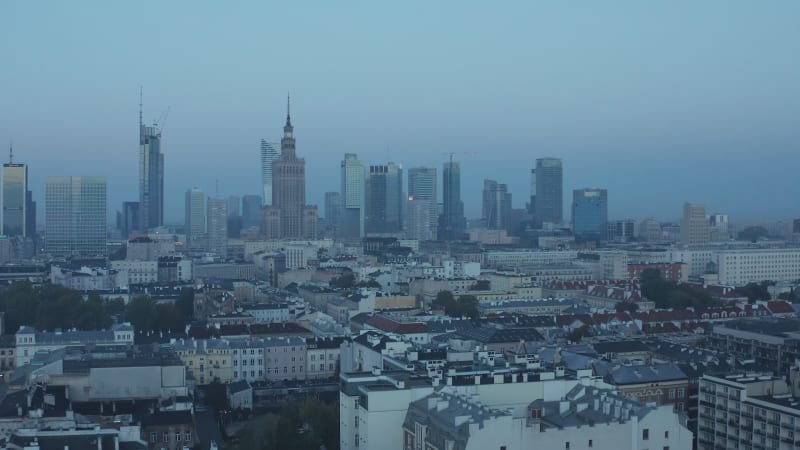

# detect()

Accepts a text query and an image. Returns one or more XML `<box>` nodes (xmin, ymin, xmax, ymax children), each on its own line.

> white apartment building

<box><xmin>668</xmin><ymin>249</ymin><xmax>717</xmax><ymax>278</ymax></box>
<box><xmin>698</xmin><ymin>373</ymin><xmax>800</xmax><ymax>450</ymax></box>
<box><xmin>717</xmin><ymin>248</ymin><xmax>800</xmax><ymax>286</ymax></box>
<box><xmin>404</xmin><ymin>385</ymin><xmax>692</xmax><ymax>450</ymax></box>
<box><xmin>241</xmin><ymin>303</ymin><xmax>290</xmax><ymax>323</ymax></box>
<box><xmin>15</xmin><ymin>324</ymin><xmax>135</xmax><ymax>366</ymax></box>
<box><xmin>110</xmin><ymin>260</ymin><xmax>158</xmax><ymax>285</ymax></box>
<box><xmin>483</xmin><ymin>250</ymin><xmax>578</xmax><ymax>269</ymax></box>
<box><xmin>340</xmin><ymin>362</ymin><xmax>647</xmax><ymax>450</ymax></box>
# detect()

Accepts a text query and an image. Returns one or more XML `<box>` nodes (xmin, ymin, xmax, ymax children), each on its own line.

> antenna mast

<box><xmin>8</xmin><ymin>140</ymin><xmax>13</xmax><ymax>164</ymax></box>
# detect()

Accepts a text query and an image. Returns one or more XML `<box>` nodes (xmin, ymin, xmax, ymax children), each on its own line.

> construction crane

<box><xmin>442</xmin><ymin>151</ymin><xmax>472</xmax><ymax>166</ymax></box>
<box><xmin>153</xmin><ymin>106</ymin><xmax>171</xmax><ymax>135</ymax></box>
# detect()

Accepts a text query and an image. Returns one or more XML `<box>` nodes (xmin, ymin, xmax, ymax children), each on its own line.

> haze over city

<box><xmin>2</xmin><ymin>1</ymin><xmax>799</xmax><ymax>223</ymax></box>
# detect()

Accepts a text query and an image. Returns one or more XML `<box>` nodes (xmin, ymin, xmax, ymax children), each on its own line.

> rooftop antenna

<box><xmin>139</xmin><ymin>86</ymin><xmax>143</xmax><ymax>129</ymax></box>
<box><xmin>8</xmin><ymin>139</ymin><xmax>13</xmax><ymax>164</ymax></box>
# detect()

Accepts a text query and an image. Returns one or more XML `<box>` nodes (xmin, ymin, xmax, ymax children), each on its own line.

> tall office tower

<box><xmin>138</xmin><ymin>94</ymin><xmax>164</xmax><ymax>232</ymax></box>
<box><xmin>366</xmin><ymin>163</ymin><xmax>403</xmax><ymax>234</ymax></box>
<box><xmin>528</xmin><ymin>168</ymin><xmax>536</xmax><ymax>215</ymax></box>
<box><xmin>206</xmin><ymin>197</ymin><xmax>228</xmax><ymax>257</ymax></box>
<box><xmin>439</xmin><ymin>160</ymin><xmax>466</xmax><ymax>240</ymax></box>
<box><xmin>241</xmin><ymin>194</ymin><xmax>262</xmax><ymax>229</ymax></box>
<box><xmin>324</xmin><ymin>191</ymin><xmax>342</xmax><ymax>231</ymax></box>
<box><xmin>227</xmin><ymin>195</ymin><xmax>241</xmax><ymax>218</ymax></box>
<box><xmin>45</xmin><ymin>176</ymin><xmax>107</xmax><ymax>257</ymax></box>
<box><xmin>638</xmin><ymin>217</ymin><xmax>663</xmax><ymax>242</ymax></box>
<box><xmin>408</xmin><ymin>167</ymin><xmax>437</xmax><ymax>201</ymax></box>
<box><xmin>1</xmin><ymin>147</ymin><xmax>28</xmax><ymax>237</ymax></box>
<box><xmin>680</xmin><ymin>203</ymin><xmax>710</xmax><ymax>245</ymax></box>
<box><xmin>25</xmin><ymin>190</ymin><xmax>36</xmax><ymax>240</ymax></box>
<box><xmin>533</xmin><ymin>157</ymin><xmax>563</xmax><ymax>226</ymax></box>
<box><xmin>572</xmin><ymin>188</ymin><xmax>608</xmax><ymax>243</ymax></box>
<box><xmin>260</xmin><ymin>139</ymin><xmax>279</xmax><ymax>205</ymax></box>
<box><xmin>406</xmin><ymin>196</ymin><xmax>436</xmax><ymax>240</ymax></box>
<box><xmin>185</xmin><ymin>188</ymin><xmax>205</xmax><ymax>248</ymax></box>
<box><xmin>709</xmin><ymin>213</ymin><xmax>730</xmax><ymax>241</ymax></box>
<box><xmin>271</xmin><ymin>97</ymin><xmax>308</xmax><ymax>239</ymax></box>
<box><xmin>407</xmin><ymin>167</ymin><xmax>438</xmax><ymax>238</ymax></box>
<box><xmin>482</xmin><ymin>179</ymin><xmax>510</xmax><ymax>230</ymax></box>
<box><xmin>341</xmin><ymin>153</ymin><xmax>366</xmax><ymax>238</ymax></box>
<box><xmin>121</xmin><ymin>201</ymin><xmax>140</xmax><ymax>239</ymax></box>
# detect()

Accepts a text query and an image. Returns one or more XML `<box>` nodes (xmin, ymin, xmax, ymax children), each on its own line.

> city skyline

<box><xmin>2</xmin><ymin>2</ymin><xmax>799</xmax><ymax>224</ymax></box>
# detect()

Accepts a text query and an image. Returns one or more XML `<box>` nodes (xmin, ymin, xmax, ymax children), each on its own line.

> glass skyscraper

<box><xmin>1</xmin><ymin>162</ymin><xmax>28</xmax><ymax>237</ymax></box>
<box><xmin>45</xmin><ymin>176</ymin><xmax>107</xmax><ymax>257</ymax></box>
<box><xmin>366</xmin><ymin>163</ymin><xmax>403</xmax><ymax>233</ymax></box>
<box><xmin>439</xmin><ymin>160</ymin><xmax>465</xmax><ymax>240</ymax></box>
<box><xmin>533</xmin><ymin>157</ymin><xmax>563</xmax><ymax>226</ymax></box>
<box><xmin>260</xmin><ymin>139</ymin><xmax>279</xmax><ymax>205</ymax></box>
<box><xmin>139</xmin><ymin>122</ymin><xmax>164</xmax><ymax>231</ymax></box>
<box><xmin>572</xmin><ymin>188</ymin><xmax>608</xmax><ymax>243</ymax></box>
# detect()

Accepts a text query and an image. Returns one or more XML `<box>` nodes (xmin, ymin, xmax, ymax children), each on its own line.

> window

<box><xmin>668</xmin><ymin>389</ymin><xmax>675</xmax><ymax>400</ymax></box>
<box><xmin>311</xmin><ymin>354</ymin><xmax>316</xmax><ymax>361</ymax></box>
<box><xmin>643</xmin><ymin>429</ymin><xmax>649</xmax><ymax>440</ymax></box>
<box><xmin>185</xmin><ymin>432</ymin><xmax>191</xmax><ymax>442</ymax></box>
<box><xmin>150</xmin><ymin>433</ymin><xmax>157</xmax><ymax>443</ymax></box>
<box><xmin>176</xmin><ymin>433</ymin><xmax>181</xmax><ymax>442</ymax></box>
<box><xmin>589</xmin><ymin>440</ymin><xmax>593</xmax><ymax>447</ymax></box>
<box><xmin>164</xmin><ymin>432</ymin><xmax>169</xmax><ymax>442</ymax></box>
<box><xmin>664</xmin><ymin>431</ymin><xmax>669</xmax><ymax>439</ymax></box>
<box><xmin>565</xmin><ymin>442</ymin><xmax>570</xmax><ymax>449</ymax></box>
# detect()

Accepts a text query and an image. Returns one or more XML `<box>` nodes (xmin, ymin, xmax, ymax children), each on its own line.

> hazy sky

<box><xmin>2</xmin><ymin>1</ymin><xmax>799</xmax><ymax>224</ymax></box>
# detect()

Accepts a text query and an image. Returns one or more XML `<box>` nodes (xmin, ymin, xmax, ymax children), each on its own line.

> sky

<box><xmin>1</xmin><ymin>1</ymin><xmax>799</xmax><ymax>225</ymax></box>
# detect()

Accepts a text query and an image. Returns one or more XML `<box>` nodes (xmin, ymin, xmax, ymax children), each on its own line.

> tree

<box><xmin>455</xmin><ymin>295</ymin><xmax>480</xmax><ymax>319</ymax></box>
<box><xmin>329</xmin><ymin>273</ymin><xmax>355</xmax><ymax>289</ymax></box>
<box><xmin>469</xmin><ymin>280</ymin><xmax>490</xmax><ymax>291</ymax></box>
<box><xmin>125</xmin><ymin>296</ymin><xmax>158</xmax><ymax>332</ymax></box>
<box><xmin>176</xmin><ymin>288</ymin><xmax>195</xmax><ymax>319</ymax></box>
<box><xmin>204</xmin><ymin>380</ymin><xmax>229</xmax><ymax>414</ymax></box>
<box><xmin>432</xmin><ymin>290</ymin><xmax>456</xmax><ymax>312</ymax></box>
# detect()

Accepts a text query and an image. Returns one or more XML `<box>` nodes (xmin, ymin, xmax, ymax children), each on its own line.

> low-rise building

<box><xmin>227</xmin><ymin>380</ymin><xmax>253</xmax><ymax>411</ymax></box>
<box><xmin>15</xmin><ymin>324</ymin><xmax>135</xmax><ymax>367</ymax></box>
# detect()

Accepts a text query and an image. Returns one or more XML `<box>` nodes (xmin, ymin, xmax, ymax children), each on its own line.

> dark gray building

<box><xmin>366</xmin><ymin>163</ymin><xmax>403</xmax><ymax>234</ymax></box>
<box><xmin>439</xmin><ymin>160</ymin><xmax>465</xmax><ymax>240</ymax></box>
<box><xmin>532</xmin><ymin>157</ymin><xmax>563</xmax><ymax>226</ymax></box>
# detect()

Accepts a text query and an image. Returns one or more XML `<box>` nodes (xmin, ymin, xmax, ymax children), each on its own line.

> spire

<box><xmin>285</xmin><ymin>93</ymin><xmax>292</xmax><ymax>127</ymax></box>
<box><xmin>8</xmin><ymin>140</ymin><xmax>13</xmax><ymax>164</ymax></box>
<box><xmin>283</xmin><ymin>93</ymin><xmax>294</xmax><ymax>136</ymax></box>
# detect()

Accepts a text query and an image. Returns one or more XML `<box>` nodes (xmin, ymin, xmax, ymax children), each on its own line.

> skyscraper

<box><xmin>482</xmin><ymin>179</ymin><xmax>510</xmax><ymax>230</ymax></box>
<box><xmin>324</xmin><ymin>191</ymin><xmax>342</xmax><ymax>231</ymax></box>
<box><xmin>241</xmin><ymin>195</ymin><xmax>262</xmax><ymax>229</ymax></box>
<box><xmin>572</xmin><ymin>188</ymin><xmax>608</xmax><ymax>243</ymax></box>
<box><xmin>260</xmin><ymin>139</ymin><xmax>279</xmax><ymax>205</ymax></box>
<box><xmin>533</xmin><ymin>158</ymin><xmax>563</xmax><ymax>226</ymax></box>
<box><xmin>45</xmin><ymin>176</ymin><xmax>107</xmax><ymax>257</ymax></box>
<box><xmin>1</xmin><ymin>146</ymin><xmax>28</xmax><ymax>237</ymax></box>
<box><xmin>121</xmin><ymin>201</ymin><xmax>140</xmax><ymax>239</ymax></box>
<box><xmin>185</xmin><ymin>188</ymin><xmax>205</xmax><ymax>248</ymax></box>
<box><xmin>366</xmin><ymin>163</ymin><xmax>403</xmax><ymax>234</ymax></box>
<box><xmin>680</xmin><ymin>203</ymin><xmax>710</xmax><ymax>245</ymax></box>
<box><xmin>408</xmin><ymin>167</ymin><xmax>437</xmax><ymax>202</ymax></box>
<box><xmin>407</xmin><ymin>167</ymin><xmax>438</xmax><ymax>239</ymax></box>
<box><xmin>439</xmin><ymin>160</ymin><xmax>465</xmax><ymax>240</ymax></box>
<box><xmin>227</xmin><ymin>195</ymin><xmax>241</xmax><ymax>218</ymax></box>
<box><xmin>206</xmin><ymin>197</ymin><xmax>227</xmax><ymax>257</ymax></box>
<box><xmin>341</xmin><ymin>153</ymin><xmax>366</xmax><ymax>238</ymax></box>
<box><xmin>269</xmin><ymin>96</ymin><xmax>316</xmax><ymax>239</ymax></box>
<box><xmin>138</xmin><ymin>94</ymin><xmax>164</xmax><ymax>231</ymax></box>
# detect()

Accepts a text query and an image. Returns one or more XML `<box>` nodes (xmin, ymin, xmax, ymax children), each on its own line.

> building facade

<box><xmin>45</xmin><ymin>176</ymin><xmax>107</xmax><ymax>257</ymax></box>
<box><xmin>572</xmin><ymin>188</ymin><xmax>608</xmax><ymax>243</ymax></box>
<box><xmin>439</xmin><ymin>160</ymin><xmax>465</xmax><ymax>240</ymax></box>
<box><xmin>260</xmin><ymin>139</ymin><xmax>279</xmax><ymax>205</ymax></box>
<box><xmin>533</xmin><ymin>157</ymin><xmax>563</xmax><ymax>226</ymax></box>
<box><xmin>366</xmin><ymin>163</ymin><xmax>403</xmax><ymax>234</ymax></box>
<box><xmin>1</xmin><ymin>161</ymin><xmax>28</xmax><ymax>237</ymax></box>
<box><xmin>206</xmin><ymin>197</ymin><xmax>228</xmax><ymax>257</ymax></box>
<box><xmin>482</xmin><ymin>179</ymin><xmax>510</xmax><ymax>230</ymax></box>
<box><xmin>184</xmin><ymin>188</ymin><xmax>205</xmax><ymax>249</ymax></box>
<box><xmin>341</xmin><ymin>153</ymin><xmax>366</xmax><ymax>238</ymax></box>
<box><xmin>139</xmin><ymin>110</ymin><xmax>164</xmax><ymax>231</ymax></box>
<box><xmin>680</xmin><ymin>203</ymin><xmax>709</xmax><ymax>245</ymax></box>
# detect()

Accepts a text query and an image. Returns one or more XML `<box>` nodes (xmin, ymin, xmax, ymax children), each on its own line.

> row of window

<box><xmin>150</xmin><ymin>431</ymin><xmax>191</xmax><ymax>443</ymax></box>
